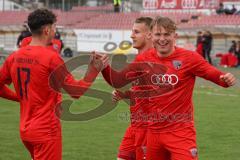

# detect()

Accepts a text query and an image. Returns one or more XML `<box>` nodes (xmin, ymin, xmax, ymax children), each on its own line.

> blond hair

<box><xmin>135</xmin><ymin>17</ymin><xmax>153</xmax><ymax>30</ymax></box>
<box><xmin>150</xmin><ymin>16</ymin><xmax>177</xmax><ymax>33</ymax></box>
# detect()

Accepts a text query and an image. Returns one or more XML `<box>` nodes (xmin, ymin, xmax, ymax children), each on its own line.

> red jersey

<box><xmin>0</xmin><ymin>46</ymin><xmax>92</xmax><ymax>141</ymax></box>
<box><xmin>135</xmin><ymin>47</ymin><xmax>228</xmax><ymax>132</ymax></box>
<box><xmin>102</xmin><ymin>49</ymin><xmax>172</xmax><ymax>128</ymax></box>
<box><xmin>129</xmin><ymin>49</ymin><xmax>164</xmax><ymax>128</ymax></box>
<box><xmin>20</xmin><ymin>36</ymin><xmax>62</xmax><ymax>53</ymax></box>
<box><xmin>102</xmin><ymin>47</ymin><xmax>228</xmax><ymax>132</ymax></box>
<box><xmin>130</xmin><ymin>49</ymin><xmax>178</xmax><ymax>129</ymax></box>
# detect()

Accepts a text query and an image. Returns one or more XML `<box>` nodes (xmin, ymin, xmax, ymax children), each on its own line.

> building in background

<box><xmin>0</xmin><ymin>0</ymin><xmax>25</xmax><ymax>10</ymax></box>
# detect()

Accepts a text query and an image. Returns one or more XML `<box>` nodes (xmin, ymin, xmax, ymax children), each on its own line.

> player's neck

<box><xmin>30</xmin><ymin>35</ymin><xmax>50</xmax><ymax>47</ymax></box>
<box><xmin>138</xmin><ymin>43</ymin><xmax>153</xmax><ymax>54</ymax></box>
<box><xmin>157</xmin><ymin>47</ymin><xmax>175</xmax><ymax>58</ymax></box>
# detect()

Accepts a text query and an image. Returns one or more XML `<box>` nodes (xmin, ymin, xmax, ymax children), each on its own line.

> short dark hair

<box><xmin>150</xmin><ymin>16</ymin><xmax>177</xmax><ymax>33</ymax></box>
<box><xmin>28</xmin><ymin>9</ymin><xmax>56</xmax><ymax>35</ymax></box>
<box><xmin>135</xmin><ymin>17</ymin><xmax>153</xmax><ymax>29</ymax></box>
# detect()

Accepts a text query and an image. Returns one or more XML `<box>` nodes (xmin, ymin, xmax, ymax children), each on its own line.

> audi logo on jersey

<box><xmin>151</xmin><ymin>74</ymin><xmax>179</xmax><ymax>85</ymax></box>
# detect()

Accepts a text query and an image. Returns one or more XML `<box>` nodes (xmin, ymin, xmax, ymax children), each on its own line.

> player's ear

<box><xmin>146</xmin><ymin>31</ymin><xmax>152</xmax><ymax>40</ymax></box>
<box><xmin>43</xmin><ymin>26</ymin><xmax>51</xmax><ymax>35</ymax></box>
<box><xmin>42</xmin><ymin>26</ymin><xmax>48</xmax><ymax>35</ymax></box>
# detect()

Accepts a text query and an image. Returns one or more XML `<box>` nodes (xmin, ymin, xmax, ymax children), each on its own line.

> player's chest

<box><xmin>144</xmin><ymin>58</ymin><xmax>187</xmax><ymax>87</ymax></box>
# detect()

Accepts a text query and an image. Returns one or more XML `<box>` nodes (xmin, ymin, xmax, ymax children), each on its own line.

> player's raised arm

<box><xmin>189</xmin><ymin>52</ymin><xmax>236</xmax><ymax>87</ymax></box>
<box><xmin>101</xmin><ymin>58</ymin><xmax>151</xmax><ymax>88</ymax></box>
<box><xmin>49</xmin><ymin>52</ymin><xmax>109</xmax><ymax>99</ymax></box>
<box><xmin>84</xmin><ymin>51</ymin><xmax>109</xmax><ymax>83</ymax></box>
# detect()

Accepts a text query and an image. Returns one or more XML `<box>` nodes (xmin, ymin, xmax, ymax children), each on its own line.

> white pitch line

<box><xmin>194</xmin><ymin>91</ymin><xmax>239</xmax><ymax>97</ymax></box>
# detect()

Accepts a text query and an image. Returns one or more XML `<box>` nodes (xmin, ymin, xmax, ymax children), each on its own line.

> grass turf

<box><xmin>0</xmin><ymin>67</ymin><xmax>239</xmax><ymax>160</ymax></box>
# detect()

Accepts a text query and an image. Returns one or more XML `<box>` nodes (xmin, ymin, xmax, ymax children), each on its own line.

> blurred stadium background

<box><xmin>0</xmin><ymin>0</ymin><xmax>240</xmax><ymax>57</ymax></box>
<box><xmin>0</xmin><ymin>0</ymin><xmax>240</xmax><ymax>159</ymax></box>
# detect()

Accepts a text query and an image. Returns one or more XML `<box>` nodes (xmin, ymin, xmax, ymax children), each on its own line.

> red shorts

<box><xmin>118</xmin><ymin>126</ymin><xmax>147</xmax><ymax>160</ymax></box>
<box><xmin>146</xmin><ymin>127</ymin><xmax>198</xmax><ymax>160</ymax></box>
<box><xmin>22</xmin><ymin>138</ymin><xmax>62</xmax><ymax>160</ymax></box>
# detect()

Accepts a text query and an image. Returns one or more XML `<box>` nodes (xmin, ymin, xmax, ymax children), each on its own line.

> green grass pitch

<box><xmin>0</xmin><ymin>67</ymin><xmax>239</xmax><ymax>160</ymax></box>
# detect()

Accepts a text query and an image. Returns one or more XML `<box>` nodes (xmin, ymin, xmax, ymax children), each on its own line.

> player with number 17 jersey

<box><xmin>0</xmin><ymin>46</ymin><xmax>92</xmax><ymax>142</ymax></box>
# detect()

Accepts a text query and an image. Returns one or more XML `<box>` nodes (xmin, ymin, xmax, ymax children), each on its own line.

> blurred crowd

<box><xmin>216</xmin><ymin>3</ymin><xmax>240</xmax><ymax>15</ymax></box>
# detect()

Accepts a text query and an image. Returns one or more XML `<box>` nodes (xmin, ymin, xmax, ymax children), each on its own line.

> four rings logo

<box><xmin>151</xmin><ymin>74</ymin><xmax>179</xmax><ymax>85</ymax></box>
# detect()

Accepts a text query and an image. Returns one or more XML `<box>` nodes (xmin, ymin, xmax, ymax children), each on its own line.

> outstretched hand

<box><xmin>90</xmin><ymin>51</ymin><xmax>109</xmax><ymax>72</ymax></box>
<box><xmin>112</xmin><ymin>90</ymin><xmax>123</xmax><ymax>103</ymax></box>
<box><xmin>220</xmin><ymin>73</ymin><xmax>236</xmax><ymax>87</ymax></box>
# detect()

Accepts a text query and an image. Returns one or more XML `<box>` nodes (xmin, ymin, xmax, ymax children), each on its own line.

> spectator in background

<box><xmin>216</xmin><ymin>3</ymin><xmax>225</xmax><ymax>15</ymax></box>
<box><xmin>225</xmin><ymin>4</ymin><xmax>237</xmax><ymax>15</ymax></box>
<box><xmin>113</xmin><ymin>0</ymin><xmax>121</xmax><ymax>12</ymax></box>
<box><xmin>202</xmin><ymin>30</ymin><xmax>213</xmax><ymax>64</ymax></box>
<box><xmin>53</xmin><ymin>30</ymin><xmax>64</xmax><ymax>53</ymax></box>
<box><xmin>216</xmin><ymin>3</ymin><xmax>238</xmax><ymax>15</ymax></box>
<box><xmin>17</xmin><ymin>23</ymin><xmax>32</xmax><ymax>48</ymax></box>
<box><xmin>236</xmin><ymin>41</ymin><xmax>240</xmax><ymax>66</ymax></box>
<box><xmin>196</xmin><ymin>31</ymin><xmax>203</xmax><ymax>56</ymax></box>
<box><xmin>230</xmin><ymin>5</ymin><xmax>237</xmax><ymax>15</ymax></box>
<box><xmin>228</xmin><ymin>40</ymin><xmax>237</xmax><ymax>54</ymax></box>
<box><xmin>54</xmin><ymin>30</ymin><xmax>61</xmax><ymax>40</ymax></box>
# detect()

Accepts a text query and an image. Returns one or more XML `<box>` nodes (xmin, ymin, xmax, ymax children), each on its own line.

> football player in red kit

<box><xmin>0</xmin><ymin>9</ymin><xmax>108</xmax><ymax>160</ymax></box>
<box><xmin>102</xmin><ymin>16</ymin><xmax>236</xmax><ymax>160</ymax></box>
<box><xmin>143</xmin><ymin>16</ymin><xmax>235</xmax><ymax>160</ymax></box>
<box><xmin>113</xmin><ymin>17</ymin><xmax>154</xmax><ymax>160</ymax></box>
